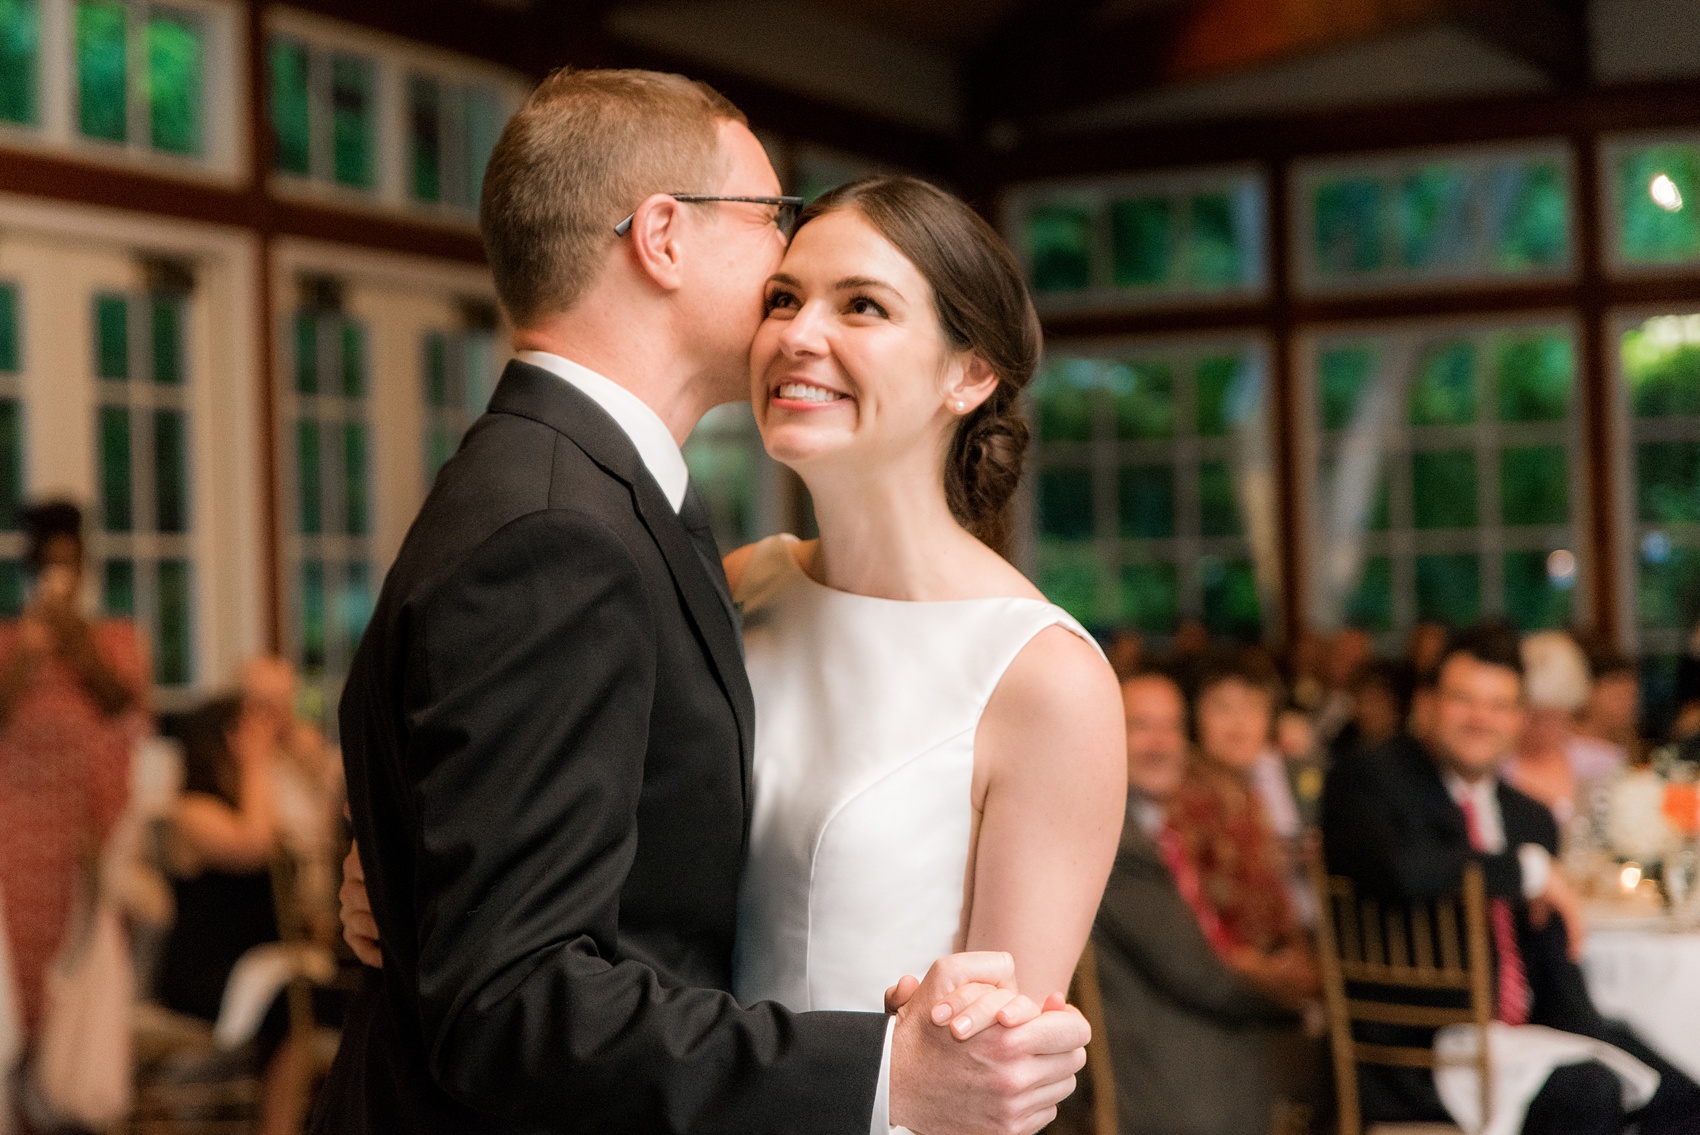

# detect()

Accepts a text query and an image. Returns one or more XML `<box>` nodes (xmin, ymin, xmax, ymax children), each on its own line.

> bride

<box><xmin>344</xmin><ymin>175</ymin><xmax>1125</xmax><ymax>1126</ymax></box>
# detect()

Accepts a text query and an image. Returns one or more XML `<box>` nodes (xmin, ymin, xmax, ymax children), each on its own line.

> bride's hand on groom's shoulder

<box><xmin>340</xmin><ymin>842</ymin><xmax>383</xmax><ymax>969</ymax></box>
<box><xmin>889</xmin><ymin>952</ymin><xmax>1089</xmax><ymax>1135</ymax></box>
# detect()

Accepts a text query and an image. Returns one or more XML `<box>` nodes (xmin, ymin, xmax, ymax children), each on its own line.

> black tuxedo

<box><xmin>310</xmin><ymin>360</ymin><xmax>886</xmax><ymax>1135</ymax></box>
<box><xmin>1322</xmin><ymin>735</ymin><xmax>1700</xmax><ymax>1133</ymax></box>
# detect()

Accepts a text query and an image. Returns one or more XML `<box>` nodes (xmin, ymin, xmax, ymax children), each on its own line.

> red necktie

<box><xmin>1158</xmin><ymin>823</ymin><xmax>1235</xmax><ymax>957</ymax></box>
<box><xmin>1457</xmin><ymin>793</ymin><xmax>1531</xmax><ymax>1026</ymax></box>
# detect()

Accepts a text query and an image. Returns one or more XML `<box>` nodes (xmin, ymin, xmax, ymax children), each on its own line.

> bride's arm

<box><xmin>963</xmin><ymin>626</ymin><xmax>1126</xmax><ymax>1002</ymax></box>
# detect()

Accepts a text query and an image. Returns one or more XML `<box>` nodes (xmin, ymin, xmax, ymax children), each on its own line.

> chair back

<box><xmin>1070</xmin><ymin>941</ymin><xmax>1118</xmax><ymax>1135</ymax></box>
<box><xmin>1310</xmin><ymin>860</ymin><xmax>1494</xmax><ymax>1135</ymax></box>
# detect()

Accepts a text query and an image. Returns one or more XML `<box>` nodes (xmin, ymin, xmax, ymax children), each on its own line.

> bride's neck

<box><xmin>800</xmin><ymin>461</ymin><xmax>976</xmax><ymax>602</ymax></box>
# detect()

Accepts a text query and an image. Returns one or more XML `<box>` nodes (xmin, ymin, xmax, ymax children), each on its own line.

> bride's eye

<box><xmin>763</xmin><ymin>289</ymin><xmax>798</xmax><ymax>315</ymax></box>
<box><xmin>846</xmin><ymin>295</ymin><xmax>887</xmax><ymax>318</ymax></box>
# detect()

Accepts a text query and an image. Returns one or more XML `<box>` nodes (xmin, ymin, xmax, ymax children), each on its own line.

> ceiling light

<box><xmin>1650</xmin><ymin>173</ymin><xmax>1684</xmax><ymax>212</ymax></box>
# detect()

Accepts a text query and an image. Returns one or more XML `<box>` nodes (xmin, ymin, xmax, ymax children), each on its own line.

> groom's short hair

<box><xmin>480</xmin><ymin>68</ymin><xmax>747</xmax><ymax>325</ymax></box>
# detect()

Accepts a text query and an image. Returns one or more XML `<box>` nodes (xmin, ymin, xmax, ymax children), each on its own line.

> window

<box><xmin>0</xmin><ymin>0</ymin><xmax>38</xmax><ymax>127</ymax></box>
<box><xmin>407</xmin><ymin>76</ymin><xmax>504</xmax><ymax>210</ymax></box>
<box><xmin>1010</xmin><ymin>170</ymin><xmax>1267</xmax><ymax>311</ymax></box>
<box><xmin>74</xmin><ymin>0</ymin><xmax>204</xmax><ymax>156</ymax></box>
<box><xmin>1619</xmin><ymin>312</ymin><xmax>1700</xmax><ymax>724</ymax></box>
<box><xmin>682</xmin><ymin>404</ymin><xmax>787</xmax><ymax>553</ymax></box>
<box><xmin>0</xmin><ymin>284</ymin><xmax>23</xmax><ymax>615</ymax></box>
<box><xmin>1029</xmin><ymin>339</ymin><xmax>1276</xmax><ymax>639</ymax></box>
<box><xmin>92</xmin><ymin>289</ymin><xmax>194</xmax><ymax>685</ymax></box>
<box><xmin>1296</xmin><ymin>145</ymin><xmax>1572</xmax><ymax>291</ymax></box>
<box><xmin>268</xmin><ymin>36</ymin><xmax>375</xmax><ymax>189</ymax></box>
<box><xmin>284</xmin><ymin>309</ymin><xmax>373</xmax><ymax>716</ymax></box>
<box><xmin>1304</xmin><ymin>319</ymin><xmax>1582</xmax><ymax>642</ymax></box>
<box><xmin>421</xmin><ymin>326</ymin><xmax>497</xmax><ymax>482</ymax></box>
<box><xmin>1606</xmin><ymin>136</ymin><xmax>1700</xmax><ymax>270</ymax></box>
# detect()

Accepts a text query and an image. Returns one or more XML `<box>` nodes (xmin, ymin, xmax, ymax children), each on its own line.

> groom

<box><xmin>311</xmin><ymin>67</ymin><xmax>1088</xmax><ymax>1135</ymax></box>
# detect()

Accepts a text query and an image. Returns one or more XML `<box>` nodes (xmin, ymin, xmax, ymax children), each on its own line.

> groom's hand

<box><xmin>889</xmin><ymin>953</ymin><xmax>1089</xmax><ymax>1135</ymax></box>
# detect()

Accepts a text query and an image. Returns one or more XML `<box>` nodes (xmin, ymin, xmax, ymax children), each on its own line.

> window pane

<box><xmin>683</xmin><ymin>429</ymin><xmax>756</xmax><ymax>548</ymax></box>
<box><xmin>146</xmin><ymin>8</ymin><xmax>201</xmax><ymax>155</ymax></box>
<box><xmin>296</xmin><ymin>418</ymin><xmax>320</xmax><ymax>534</ymax></box>
<box><xmin>1494</xmin><ymin>332</ymin><xmax>1572</xmax><ymax>422</ymax></box>
<box><xmin>99</xmin><ymin>405</ymin><xmax>131</xmax><ymax>531</ymax></box>
<box><xmin>1111</xmin><ymin>360</ymin><xmax>1174</xmax><ymax>440</ymax></box>
<box><xmin>442</xmin><ymin>84</ymin><xmax>473</xmax><ymax>207</ymax></box>
<box><xmin>269</xmin><ymin>37</ymin><xmax>310</xmax><ymax>175</ymax></box>
<box><xmin>1187</xmin><ymin>192</ymin><xmax>1242</xmax><ymax>287</ymax></box>
<box><xmin>1200</xmin><ymin>556</ymin><xmax>1260</xmax><ymax>639</ymax></box>
<box><xmin>1198</xmin><ymin>460</ymin><xmax>1242</xmax><ymax>537</ymax></box>
<box><xmin>0</xmin><ymin>283</ymin><xmax>16</xmax><ymax>372</ymax></box>
<box><xmin>1616</xmin><ymin>143</ymin><xmax>1700</xmax><ymax>265</ymax></box>
<box><xmin>408</xmin><ymin>75</ymin><xmax>441</xmax><ymax>202</ymax></box>
<box><xmin>1500</xmin><ymin>445</ymin><xmax>1568</xmax><ymax>526</ymax></box>
<box><xmin>1038</xmin><ymin>467</ymin><xmax>1093</xmax><ymax>540</ymax></box>
<box><xmin>1117</xmin><ymin>464</ymin><xmax>1173</xmax><ymax>539</ymax></box>
<box><xmin>466</xmin><ymin>87</ymin><xmax>503</xmax><ymax>204</ymax></box>
<box><xmin>1409</xmin><ymin>339</ymin><xmax>1477</xmax><ymax>426</ymax></box>
<box><xmin>1622</xmin><ymin>315</ymin><xmax>1700</xmax><ymax>418</ymax></box>
<box><xmin>1504</xmin><ymin>549</ymin><xmax>1572</xmax><ymax>630</ymax></box>
<box><xmin>1027</xmin><ymin>205</ymin><xmax>1092</xmax><ymax>294</ymax></box>
<box><xmin>1396</xmin><ymin>165</ymin><xmax>1471</xmax><ymax>271</ymax></box>
<box><xmin>102</xmin><ymin>557</ymin><xmax>134</xmax><ymax>615</ymax></box>
<box><xmin>300</xmin><ymin>558</ymin><xmax>325</xmax><ymax>668</ymax></box>
<box><xmin>1033</xmin><ymin>357</ymin><xmax>1097</xmax><ymax>443</ymax></box>
<box><xmin>1313</xmin><ymin>177</ymin><xmax>1383</xmax><ymax>276</ymax></box>
<box><xmin>1638</xmin><ymin>542</ymin><xmax>1700</xmax><ymax>631</ymax></box>
<box><xmin>341</xmin><ymin>321</ymin><xmax>364</xmax><ymax>397</ymax></box>
<box><xmin>0</xmin><ymin>561</ymin><xmax>22</xmax><ymax>616</ymax></box>
<box><xmin>1415</xmin><ymin>552</ymin><xmax>1480</xmax><ymax>624</ymax></box>
<box><xmin>1491</xmin><ymin>160</ymin><xmax>1568</xmax><ymax>271</ymax></box>
<box><xmin>95</xmin><ymin>294</ymin><xmax>127</xmax><ymax>379</ymax></box>
<box><xmin>75</xmin><ymin>0</ymin><xmax>126</xmax><ymax>142</ymax></box>
<box><xmin>0</xmin><ymin>0</ymin><xmax>38</xmax><ymax>126</ymax></box>
<box><xmin>1119</xmin><ymin>561</ymin><xmax>1178</xmax><ymax>635</ymax></box>
<box><xmin>338</xmin><ymin>561</ymin><xmax>372</xmax><ymax>662</ymax></box>
<box><xmin>1637</xmin><ymin>441</ymin><xmax>1700</xmax><ymax>524</ymax></box>
<box><xmin>0</xmin><ymin>400</ymin><xmax>20</xmax><ymax>531</ymax></box>
<box><xmin>1194</xmin><ymin>355</ymin><xmax>1239</xmax><ymax>437</ymax></box>
<box><xmin>330</xmin><ymin>54</ymin><xmax>374</xmax><ymax>188</ymax></box>
<box><xmin>423</xmin><ymin>331</ymin><xmax>448</xmax><ymax>406</ymax></box>
<box><xmin>1319</xmin><ymin>344</ymin><xmax>1377</xmax><ymax>430</ymax></box>
<box><xmin>154</xmin><ymin>408</ymin><xmax>187</xmax><ymax>532</ymax></box>
<box><xmin>343</xmin><ymin>422</ymin><xmax>367</xmax><ymax>535</ymax></box>
<box><xmin>1037</xmin><ymin>541</ymin><xmax>1102</xmax><ymax>624</ymax></box>
<box><xmin>1345</xmin><ymin>555</ymin><xmax>1394</xmax><ymax>633</ymax></box>
<box><xmin>427</xmin><ymin>427</ymin><xmax>455</xmax><ymax>481</ymax></box>
<box><xmin>1411</xmin><ymin>449</ymin><xmax>1478</xmax><ymax>528</ymax></box>
<box><xmin>155</xmin><ymin>558</ymin><xmax>191</xmax><ymax>684</ymax></box>
<box><xmin>150</xmin><ymin>296</ymin><xmax>183</xmax><ymax>384</ymax></box>
<box><xmin>293</xmin><ymin>311</ymin><xmax>317</xmax><ymax>394</ymax></box>
<box><xmin>1109</xmin><ymin>197</ymin><xmax>1172</xmax><ymax>288</ymax></box>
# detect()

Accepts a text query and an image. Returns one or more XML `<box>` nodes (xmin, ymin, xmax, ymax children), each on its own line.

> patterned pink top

<box><xmin>0</xmin><ymin>619</ymin><xmax>146</xmax><ymax>1035</ymax></box>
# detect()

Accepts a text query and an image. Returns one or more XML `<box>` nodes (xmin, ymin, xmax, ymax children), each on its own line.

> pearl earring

<box><xmin>954</xmin><ymin>400</ymin><xmax>966</xmax><ymax>412</ymax></box>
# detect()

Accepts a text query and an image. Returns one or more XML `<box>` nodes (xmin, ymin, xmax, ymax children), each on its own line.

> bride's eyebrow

<box><xmin>765</xmin><ymin>273</ymin><xmax>802</xmax><ymax>289</ymax></box>
<box><xmin>834</xmin><ymin>276</ymin><xmax>904</xmax><ymax>301</ymax></box>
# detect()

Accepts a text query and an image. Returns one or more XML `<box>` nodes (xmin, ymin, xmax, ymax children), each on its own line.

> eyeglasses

<box><xmin>614</xmin><ymin>194</ymin><xmax>805</xmax><ymax>238</ymax></box>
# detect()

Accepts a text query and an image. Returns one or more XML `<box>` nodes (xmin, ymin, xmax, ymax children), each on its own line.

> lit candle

<box><xmin>1620</xmin><ymin>862</ymin><xmax>1643</xmax><ymax>892</ymax></box>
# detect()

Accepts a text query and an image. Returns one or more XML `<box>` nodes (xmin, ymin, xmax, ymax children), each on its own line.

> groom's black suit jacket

<box><xmin>310</xmin><ymin>360</ymin><xmax>887</xmax><ymax>1135</ymax></box>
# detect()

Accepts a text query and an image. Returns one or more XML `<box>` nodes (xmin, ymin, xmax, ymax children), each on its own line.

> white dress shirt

<box><xmin>515</xmin><ymin>351</ymin><xmax>897</xmax><ymax>1133</ymax></box>
<box><xmin>514</xmin><ymin>350</ymin><xmax>690</xmax><ymax>512</ymax></box>
<box><xmin>1440</xmin><ymin>770</ymin><xmax>1552</xmax><ymax>900</ymax></box>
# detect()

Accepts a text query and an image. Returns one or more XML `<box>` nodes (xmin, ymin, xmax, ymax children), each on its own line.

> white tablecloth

<box><xmin>1581</xmin><ymin>925</ymin><xmax>1700</xmax><ymax>1083</ymax></box>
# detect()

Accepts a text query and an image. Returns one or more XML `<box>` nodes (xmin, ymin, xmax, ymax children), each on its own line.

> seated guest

<box><xmin>1577</xmin><ymin>650</ymin><xmax>1641</xmax><ymax>762</ymax></box>
<box><xmin>1092</xmin><ymin>670</ymin><xmax>1299</xmax><ymax>1135</ymax></box>
<box><xmin>1505</xmin><ymin>631</ymin><xmax>1625</xmax><ymax>832</ymax></box>
<box><xmin>1169</xmin><ymin>649</ymin><xmax>1319</xmax><ymax>984</ymax></box>
<box><xmin>1322</xmin><ymin>623</ymin><xmax>1700</xmax><ymax>1135</ymax></box>
<box><xmin>1312</xmin><ymin>626</ymin><xmax>1374</xmax><ymax>750</ymax></box>
<box><xmin>1328</xmin><ymin>658</ymin><xmax>1415</xmax><ymax>766</ymax></box>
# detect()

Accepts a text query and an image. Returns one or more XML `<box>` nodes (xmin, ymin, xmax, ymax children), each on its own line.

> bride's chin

<box><xmin>759</xmin><ymin>423</ymin><xmax>846</xmax><ymax>468</ymax></box>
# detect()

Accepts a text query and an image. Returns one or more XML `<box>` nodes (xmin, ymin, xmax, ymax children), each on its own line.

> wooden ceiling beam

<box><xmin>1446</xmin><ymin>0</ymin><xmax>1590</xmax><ymax>89</ymax></box>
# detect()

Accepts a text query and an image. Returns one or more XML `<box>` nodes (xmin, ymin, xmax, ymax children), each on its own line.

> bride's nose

<box><xmin>776</xmin><ymin>301</ymin><xmax>830</xmax><ymax>358</ymax></box>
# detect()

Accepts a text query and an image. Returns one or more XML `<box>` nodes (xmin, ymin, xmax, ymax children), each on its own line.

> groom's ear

<box><xmin>945</xmin><ymin>353</ymin><xmax>999</xmax><ymax>414</ymax></box>
<box><xmin>626</xmin><ymin>193</ymin><xmax>689</xmax><ymax>292</ymax></box>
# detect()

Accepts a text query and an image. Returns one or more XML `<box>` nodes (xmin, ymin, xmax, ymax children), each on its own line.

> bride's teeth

<box><xmin>777</xmin><ymin>383</ymin><xmax>843</xmax><ymax>403</ymax></box>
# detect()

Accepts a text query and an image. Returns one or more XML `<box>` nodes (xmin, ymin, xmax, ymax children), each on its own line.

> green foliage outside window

<box><xmin>1411</xmin><ymin>450</ymin><xmax>1477</xmax><ymax>529</ymax></box>
<box><xmin>330</xmin><ymin>54</ymin><xmax>374</xmax><ymax>188</ymax></box>
<box><xmin>151</xmin><ymin>295</ymin><xmax>182</xmax><ymax>383</ymax></box>
<box><xmin>1638</xmin><ymin>442</ymin><xmax>1700</xmax><ymax>524</ymax></box>
<box><xmin>1038</xmin><ymin>541</ymin><xmax>1103</xmax><ymax>625</ymax></box>
<box><xmin>1198</xmin><ymin>461</ymin><xmax>1242</xmax><ymax>538</ymax></box>
<box><xmin>1504</xmin><ymin>550</ymin><xmax>1570</xmax><ymax>630</ymax></box>
<box><xmin>1616</xmin><ymin>143</ymin><xmax>1700</xmax><ymax>265</ymax></box>
<box><xmin>1201</xmin><ymin>557</ymin><xmax>1260</xmax><ymax>639</ymax></box>
<box><xmin>1120</xmin><ymin>562</ymin><xmax>1178</xmax><ymax>635</ymax></box>
<box><xmin>1622</xmin><ymin>317</ymin><xmax>1700</xmax><ymax>417</ymax></box>
<box><xmin>1111</xmin><ymin>197</ymin><xmax>1172</xmax><ymax>287</ymax></box>
<box><xmin>1032</xmin><ymin>357</ymin><xmax>1097</xmax><ymax>443</ymax></box>
<box><xmin>1495</xmin><ymin>333</ymin><xmax>1573</xmax><ymax>421</ymax></box>
<box><xmin>95</xmin><ymin>294</ymin><xmax>127</xmax><ymax>378</ymax></box>
<box><xmin>1027</xmin><ymin>205</ymin><xmax>1092</xmax><ymax>294</ymax></box>
<box><xmin>300</xmin><ymin>559</ymin><xmax>324</xmax><ymax>667</ymax></box>
<box><xmin>296</xmin><ymin>420</ymin><xmax>320</xmax><ymax>534</ymax></box>
<box><xmin>0</xmin><ymin>401</ymin><xmax>21</xmax><ymax>532</ymax></box>
<box><xmin>409</xmin><ymin>77</ymin><xmax>442</xmax><ymax>203</ymax></box>
<box><xmin>103</xmin><ymin>558</ymin><xmax>134</xmax><ymax>615</ymax></box>
<box><xmin>269</xmin><ymin>37</ymin><xmax>311</xmax><ymax>175</ymax></box>
<box><xmin>1416</xmin><ymin>553</ymin><xmax>1480</xmax><ymax>624</ymax></box>
<box><xmin>1117</xmin><ymin>465</ymin><xmax>1173</xmax><ymax>539</ymax></box>
<box><xmin>0</xmin><ymin>0</ymin><xmax>38</xmax><ymax>126</ymax></box>
<box><xmin>1500</xmin><ymin>445</ymin><xmax>1568</xmax><ymax>526</ymax></box>
<box><xmin>1039</xmin><ymin>182</ymin><xmax>1259</xmax><ymax>299</ymax></box>
<box><xmin>1319</xmin><ymin>345</ymin><xmax>1376</xmax><ymax>431</ymax></box>
<box><xmin>0</xmin><ymin>562</ymin><xmax>22</xmax><ymax>615</ymax></box>
<box><xmin>1038</xmin><ymin>467</ymin><xmax>1094</xmax><ymax>541</ymax></box>
<box><xmin>1112</xmin><ymin>360</ymin><xmax>1174</xmax><ymax>440</ymax></box>
<box><xmin>0</xmin><ymin>284</ymin><xmax>17</xmax><ymax>373</ymax></box>
<box><xmin>1410</xmin><ymin>340</ymin><xmax>1477</xmax><ymax>426</ymax></box>
<box><xmin>155</xmin><ymin>558</ymin><xmax>191</xmax><ymax>684</ymax></box>
<box><xmin>1493</xmin><ymin>161</ymin><xmax>1569</xmax><ymax>271</ymax></box>
<box><xmin>1345</xmin><ymin>555</ymin><xmax>1394</xmax><ymax>633</ymax></box>
<box><xmin>1313</xmin><ymin>177</ymin><xmax>1383</xmax><ymax>275</ymax></box>
<box><xmin>146</xmin><ymin>9</ymin><xmax>201</xmax><ymax>155</ymax></box>
<box><xmin>1640</xmin><ymin>546</ymin><xmax>1700</xmax><ymax>632</ymax></box>
<box><xmin>99</xmin><ymin>405</ymin><xmax>132</xmax><ymax>532</ymax></box>
<box><xmin>76</xmin><ymin>0</ymin><xmax>127</xmax><ymax>142</ymax></box>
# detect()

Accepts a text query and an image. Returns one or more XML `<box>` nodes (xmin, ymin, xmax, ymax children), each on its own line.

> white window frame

<box><xmin>1599</xmin><ymin>130</ymin><xmax>1700</xmax><ymax>280</ymax></box>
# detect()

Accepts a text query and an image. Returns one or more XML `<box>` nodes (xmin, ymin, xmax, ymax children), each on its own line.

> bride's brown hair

<box><xmin>792</xmin><ymin>176</ymin><xmax>1040</xmax><ymax>552</ymax></box>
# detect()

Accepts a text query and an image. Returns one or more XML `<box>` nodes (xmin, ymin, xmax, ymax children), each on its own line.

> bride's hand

<box><xmin>341</xmin><ymin>842</ymin><xmax>383</xmax><ymax>968</ymax></box>
<box><xmin>930</xmin><ymin>987</ymin><xmax>1065</xmax><ymax>1040</ymax></box>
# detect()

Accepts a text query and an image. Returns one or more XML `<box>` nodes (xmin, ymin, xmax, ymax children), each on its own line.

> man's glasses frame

<box><xmin>614</xmin><ymin>194</ymin><xmax>805</xmax><ymax>238</ymax></box>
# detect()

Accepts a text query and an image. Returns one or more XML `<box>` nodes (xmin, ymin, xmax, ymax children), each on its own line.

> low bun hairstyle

<box><xmin>792</xmin><ymin>176</ymin><xmax>1040</xmax><ymax>552</ymax></box>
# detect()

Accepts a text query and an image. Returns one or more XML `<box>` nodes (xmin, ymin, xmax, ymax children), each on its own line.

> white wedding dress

<box><xmin>731</xmin><ymin>534</ymin><xmax>1099</xmax><ymax>1015</ymax></box>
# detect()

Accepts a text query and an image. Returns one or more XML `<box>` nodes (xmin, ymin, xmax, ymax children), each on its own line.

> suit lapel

<box><xmin>486</xmin><ymin>360</ymin><xmax>757</xmax><ymax>796</ymax></box>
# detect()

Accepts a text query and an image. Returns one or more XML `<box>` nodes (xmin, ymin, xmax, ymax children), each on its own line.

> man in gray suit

<box><xmin>1092</xmin><ymin>670</ymin><xmax>1299</xmax><ymax>1135</ymax></box>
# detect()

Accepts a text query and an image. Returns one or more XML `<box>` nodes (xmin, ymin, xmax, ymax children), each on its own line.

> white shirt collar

<box><xmin>1129</xmin><ymin>793</ymin><xmax>1166</xmax><ymax>839</ymax></box>
<box><xmin>515</xmin><ymin>350</ymin><xmax>690</xmax><ymax>512</ymax></box>
<box><xmin>1441</xmin><ymin>767</ymin><xmax>1507</xmax><ymax>854</ymax></box>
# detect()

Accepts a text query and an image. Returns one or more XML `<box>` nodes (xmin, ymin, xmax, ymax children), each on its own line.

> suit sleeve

<box><xmin>399</xmin><ymin>509</ymin><xmax>885</xmax><ymax>1134</ymax></box>
<box><xmin>1321</xmin><ymin>749</ymin><xmax>1523</xmax><ymax>903</ymax></box>
<box><xmin>1092</xmin><ymin>843</ymin><xmax>1292</xmax><ymax>1029</ymax></box>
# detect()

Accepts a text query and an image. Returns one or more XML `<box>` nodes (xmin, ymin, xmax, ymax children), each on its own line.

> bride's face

<box><xmin>750</xmin><ymin>209</ymin><xmax>985</xmax><ymax>474</ymax></box>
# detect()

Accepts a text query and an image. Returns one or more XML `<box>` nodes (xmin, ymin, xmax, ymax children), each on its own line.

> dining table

<box><xmin>1580</xmin><ymin>903</ymin><xmax>1700</xmax><ymax>1083</ymax></box>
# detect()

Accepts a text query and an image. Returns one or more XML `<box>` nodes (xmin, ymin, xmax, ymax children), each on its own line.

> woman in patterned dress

<box><xmin>0</xmin><ymin>501</ymin><xmax>148</xmax><ymax>1076</ymax></box>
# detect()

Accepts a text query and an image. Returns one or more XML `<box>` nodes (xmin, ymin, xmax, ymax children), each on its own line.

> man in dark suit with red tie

<box><xmin>1323</xmin><ymin>623</ymin><xmax>1700</xmax><ymax>1135</ymax></box>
